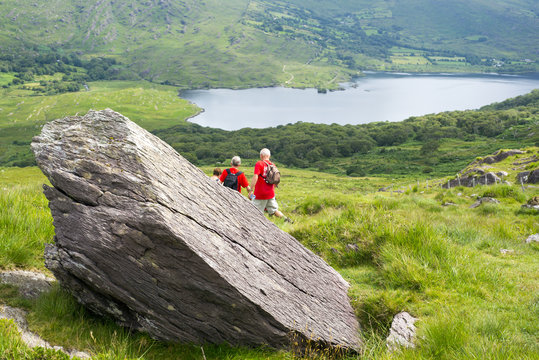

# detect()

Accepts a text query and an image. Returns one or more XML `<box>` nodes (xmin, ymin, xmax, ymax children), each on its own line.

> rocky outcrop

<box><xmin>516</xmin><ymin>169</ymin><xmax>539</xmax><ymax>184</ymax></box>
<box><xmin>31</xmin><ymin>109</ymin><xmax>360</xmax><ymax>350</ymax></box>
<box><xmin>386</xmin><ymin>312</ymin><xmax>417</xmax><ymax>351</ymax></box>
<box><xmin>442</xmin><ymin>172</ymin><xmax>500</xmax><ymax>189</ymax></box>
<box><xmin>458</xmin><ymin>149</ymin><xmax>525</xmax><ymax>179</ymax></box>
<box><xmin>478</xmin><ymin>149</ymin><xmax>524</xmax><ymax>165</ymax></box>
<box><xmin>527</xmin><ymin>169</ymin><xmax>539</xmax><ymax>183</ymax></box>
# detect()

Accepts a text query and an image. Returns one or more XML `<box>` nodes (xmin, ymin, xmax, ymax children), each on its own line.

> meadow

<box><xmin>0</xmin><ymin>81</ymin><xmax>200</xmax><ymax>167</ymax></box>
<box><xmin>1</xmin><ymin>146</ymin><xmax>538</xmax><ymax>359</ymax></box>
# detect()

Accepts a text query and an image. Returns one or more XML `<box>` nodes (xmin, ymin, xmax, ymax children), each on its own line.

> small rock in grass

<box><xmin>525</xmin><ymin>234</ymin><xmax>539</xmax><ymax>244</ymax></box>
<box><xmin>469</xmin><ymin>197</ymin><xmax>500</xmax><ymax>209</ymax></box>
<box><xmin>345</xmin><ymin>244</ymin><xmax>359</xmax><ymax>252</ymax></box>
<box><xmin>500</xmin><ymin>249</ymin><xmax>514</xmax><ymax>255</ymax></box>
<box><xmin>386</xmin><ymin>312</ymin><xmax>417</xmax><ymax>351</ymax></box>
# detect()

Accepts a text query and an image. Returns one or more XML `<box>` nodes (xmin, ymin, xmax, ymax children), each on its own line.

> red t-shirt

<box><xmin>253</xmin><ymin>160</ymin><xmax>275</xmax><ymax>200</ymax></box>
<box><xmin>219</xmin><ymin>167</ymin><xmax>249</xmax><ymax>193</ymax></box>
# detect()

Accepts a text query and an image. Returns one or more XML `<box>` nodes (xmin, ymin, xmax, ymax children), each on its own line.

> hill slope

<box><xmin>0</xmin><ymin>0</ymin><xmax>537</xmax><ymax>88</ymax></box>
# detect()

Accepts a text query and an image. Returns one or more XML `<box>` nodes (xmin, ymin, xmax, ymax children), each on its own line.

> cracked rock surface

<box><xmin>31</xmin><ymin>109</ymin><xmax>361</xmax><ymax>350</ymax></box>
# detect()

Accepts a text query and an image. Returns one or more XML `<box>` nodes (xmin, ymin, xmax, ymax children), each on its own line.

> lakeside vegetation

<box><xmin>2</xmin><ymin>82</ymin><xmax>538</xmax><ymax>176</ymax></box>
<box><xmin>1</xmin><ymin>147</ymin><xmax>538</xmax><ymax>358</ymax></box>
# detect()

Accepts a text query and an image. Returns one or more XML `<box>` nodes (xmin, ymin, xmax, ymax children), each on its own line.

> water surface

<box><xmin>182</xmin><ymin>73</ymin><xmax>539</xmax><ymax>130</ymax></box>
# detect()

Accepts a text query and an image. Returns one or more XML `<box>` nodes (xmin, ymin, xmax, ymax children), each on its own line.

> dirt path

<box><xmin>282</xmin><ymin>65</ymin><xmax>294</xmax><ymax>84</ymax></box>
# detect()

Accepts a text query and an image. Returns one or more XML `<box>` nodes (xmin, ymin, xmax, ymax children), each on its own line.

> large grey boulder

<box><xmin>31</xmin><ymin>109</ymin><xmax>360</xmax><ymax>350</ymax></box>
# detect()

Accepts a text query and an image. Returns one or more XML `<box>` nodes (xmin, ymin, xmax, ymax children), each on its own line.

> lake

<box><xmin>181</xmin><ymin>72</ymin><xmax>539</xmax><ymax>130</ymax></box>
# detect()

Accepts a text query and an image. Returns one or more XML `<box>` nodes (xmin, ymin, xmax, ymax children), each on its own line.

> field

<box><xmin>1</xmin><ymin>147</ymin><xmax>538</xmax><ymax>359</ymax></box>
<box><xmin>0</xmin><ymin>81</ymin><xmax>201</xmax><ymax>166</ymax></box>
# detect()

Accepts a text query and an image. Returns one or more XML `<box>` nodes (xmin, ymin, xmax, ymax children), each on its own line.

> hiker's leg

<box><xmin>265</xmin><ymin>198</ymin><xmax>279</xmax><ymax>216</ymax></box>
<box><xmin>252</xmin><ymin>199</ymin><xmax>269</xmax><ymax>213</ymax></box>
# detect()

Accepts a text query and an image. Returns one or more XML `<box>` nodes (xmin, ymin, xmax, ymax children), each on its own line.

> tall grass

<box><xmin>1</xmin><ymin>166</ymin><xmax>538</xmax><ymax>359</ymax></box>
<box><xmin>0</xmin><ymin>183</ymin><xmax>54</xmax><ymax>270</ymax></box>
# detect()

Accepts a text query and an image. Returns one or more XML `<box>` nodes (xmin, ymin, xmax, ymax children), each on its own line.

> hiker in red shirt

<box><xmin>249</xmin><ymin>148</ymin><xmax>292</xmax><ymax>223</ymax></box>
<box><xmin>220</xmin><ymin>156</ymin><xmax>251</xmax><ymax>194</ymax></box>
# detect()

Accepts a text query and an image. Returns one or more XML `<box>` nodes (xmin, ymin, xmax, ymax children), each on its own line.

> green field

<box><xmin>0</xmin><ymin>81</ymin><xmax>201</xmax><ymax>167</ymax></box>
<box><xmin>1</xmin><ymin>147</ymin><xmax>538</xmax><ymax>359</ymax></box>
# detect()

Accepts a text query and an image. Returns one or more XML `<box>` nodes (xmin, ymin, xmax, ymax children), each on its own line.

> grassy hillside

<box><xmin>0</xmin><ymin>0</ymin><xmax>537</xmax><ymax>90</ymax></box>
<box><xmin>1</xmin><ymin>155</ymin><xmax>538</xmax><ymax>358</ymax></box>
<box><xmin>0</xmin><ymin>81</ymin><xmax>200</xmax><ymax>167</ymax></box>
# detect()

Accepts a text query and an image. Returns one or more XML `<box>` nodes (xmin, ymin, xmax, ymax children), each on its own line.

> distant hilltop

<box><xmin>0</xmin><ymin>0</ymin><xmax>537</xmax><ymax>89</ymax></box>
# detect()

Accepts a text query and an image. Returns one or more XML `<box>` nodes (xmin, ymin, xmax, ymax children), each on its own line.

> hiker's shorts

<box><xmin>253</xmin><ymin>197</ymin><xmax>278</xmax><ymax>215</ymax></box>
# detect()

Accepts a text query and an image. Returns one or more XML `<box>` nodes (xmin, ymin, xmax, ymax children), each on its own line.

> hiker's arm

<box><xmin>249</xmin><ymin>174</ymin><xmax>257</xmax><ymax>195</ymax></box>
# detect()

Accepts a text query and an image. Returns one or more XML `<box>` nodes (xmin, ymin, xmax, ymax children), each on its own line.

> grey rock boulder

<box><xmin>31</xmin><ymin>109</ymin><xmax>361</xmax><ymax>350</ymax></box>
<box><xmin>386</xmin><ymin>312</ymin><xmax>417</xmax><ymax>351</ymax></box>
<box><xmin>469</xmin><ymin>197</ymin><xmax>500</xmax><ymax>209</ymax></box>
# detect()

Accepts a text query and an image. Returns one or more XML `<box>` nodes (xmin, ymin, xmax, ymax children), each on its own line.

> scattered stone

<box><xmin>0</xmin><ymin>305</ymin><xmax>91</xmax><ymax>358</ymax></box>
<box><xmin>527</xmin><ymin>169</ymin><xmax>539</xmax><ymax>184</ymax></box>
<box><xmin>442</xmin><ymin>202</ymin><xmax>456</xmax><ymax>206</ymax></box>
<box><xmin>525</xmin><ymin>234</ymin><xmax>539</xmax><ymax>244</ymax></box>
<box><xmin>496</xmin><ymin>171</ymin><xmax>508</xmax><ymax>177</ymax></box>
<box><xmin>330</xmin><ymin>247</ymin><xmax>340</xmax><ymax>254</ymax></box>
<box><xmin>512</xmin><ymin>155</ymin><xmax>538</xmax><ymax>166</ymax></box>
<box><xmin>469</xmin><ymin>197</ymin><xmax>500</xmax><ymax>209</ymax></box>
<box><xmin>517</xmin><ymin>171</ymin><xmax>530</xmax><ymax>183</ymax></box>
<box><xmin>386</xmin><ymin>312</ymin><xmax>417</xmax><ymax>351</ymax></box>
<box><xmin>457</xmin><ymin>192</ymin><xmax>462</xmax><ymax>196</ymax></box>
<box><xmin>31</xmin><ymin>109</ymin><xmax>361</xmax><ymax>350</ymax></box>
<box><xmin>0</xmin><ymin>270</ymin><xmax>55</xmax><ymax>299</ymax></box>
<box><xmin>500</xmin><ymin>249</ymin><xmax>514</xmax><ymax>255</ymax></box>
<box><xmin>345</xmin><ymin>244</ymin><xmax>359</xmax><ymax>252</ymax></box>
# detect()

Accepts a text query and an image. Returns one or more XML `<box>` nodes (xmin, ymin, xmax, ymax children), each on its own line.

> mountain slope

<box><xmin>0</xmin><ymin>0</ymin><xmax>537</xmax><ymax>87</ymax></box>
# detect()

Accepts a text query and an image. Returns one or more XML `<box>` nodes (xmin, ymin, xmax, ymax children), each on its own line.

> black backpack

<box><xmin>223</xmin><ymin>169</ymin><xmax>242</xmax><ymax>190</ymax></box>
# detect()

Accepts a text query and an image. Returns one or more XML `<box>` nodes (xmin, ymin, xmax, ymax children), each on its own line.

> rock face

<box><xmin>442</xmin><ymin>172</ymin><xmax>501</xmax><ymax>189</ymax></box>
<box><xmin>31</xmin><ymin>109</ymin><xmax>361</xmax><ymax>350</ymax></box>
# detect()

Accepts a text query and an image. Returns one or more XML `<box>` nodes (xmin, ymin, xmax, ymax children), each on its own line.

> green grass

<box><xmin>0</xmin><ymin>81</ymin><xmax>201</xmax><ymax>166</ymax></box>
<box><xmin>1</xmin><ymin>163</ymin><xmax>538</xmax><ymax>359</ymax></box>
<box><xmin>0</xmin><ymin>168</ymin><xmax>53</xmax><ymax>271</ymax></box>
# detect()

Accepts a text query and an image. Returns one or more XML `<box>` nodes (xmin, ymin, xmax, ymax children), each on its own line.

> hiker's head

<box><xmin>231</xmin><ymin>156</ymin><xmax>241</xmax><ymax>167</ymax></box>
<box><xmin>213</xmin><ymin>168</ymin><xmax>222</xmax><ymax>176</ymax></box>
<box><xmin>260</xmin><ymin>148</ymin><xmax>271</xmax><ymax>160</ymax></box>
